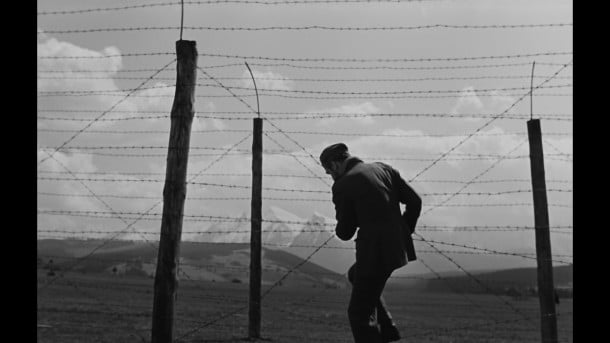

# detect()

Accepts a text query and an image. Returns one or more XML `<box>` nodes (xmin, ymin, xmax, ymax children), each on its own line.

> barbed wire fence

<box><xmin>37</xmin><ymin>1</ymin><xmax>572</xmax><ymax>342</ymax></box>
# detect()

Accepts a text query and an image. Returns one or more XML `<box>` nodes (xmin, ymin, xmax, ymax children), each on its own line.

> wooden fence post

<box><xmin>527</xmin><ymin>119</ymin><xmax>558</xmax><ymax>343</ymax></box>
<box><xmin>151</xmin><ymin>40</ymin><xmax>197</xmax><ymax>343</ymax></box>
<box><xmin>249</xmin><ymin>117</ymin><xmax>263</xmax><ymax>339</ymax></box>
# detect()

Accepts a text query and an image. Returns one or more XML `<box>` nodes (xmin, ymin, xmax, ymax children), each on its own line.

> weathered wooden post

<box><xmin>246</xmin><ymin>61</ymin><xmax>263</xmax><ymax>340</ymax></box>
<box><xmin>249</xmin><ymin>118</ymin><xmax>263</xmax><ymax>339</ymax></box>
<box><xmin>151</xmin><ymin>40</ymin><xmax>197</xmax><ymax>343</ymax></box>
<box><xmin>527</xmin><ymin>118</ymin><xmax>558</xmax><ymax>343</ymax></box>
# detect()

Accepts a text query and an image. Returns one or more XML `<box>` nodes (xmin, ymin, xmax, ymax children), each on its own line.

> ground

<box><xmin>37</xmin><ymin>271</ymin><xmax>573</xmax><ymax>343</ymax></box>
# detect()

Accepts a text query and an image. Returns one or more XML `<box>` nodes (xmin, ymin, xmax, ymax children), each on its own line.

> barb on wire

<box><xmin>37</xmin><ymin>127</ymin><xmax>573</xmax><ymax>139</ymax></box>
<box><xmin>38</xmin><ymin>0</ymin><xmax>443</xmax><ymax>16</ymax></box>
<box><xmin>38</xmin><ymin>82</ymin><xmax>571</xmax><ymax>96</ymax></box>
<box><xmin>39</xmin><ymin>90</ymin><xmax>573</xmax><ymax>99</ymax></box>
<box><xmin>196</xmin><ymin>51</ymin><xmax>573</xmax><ymax>63</ymax></box>
<box><xmin>37</xmin><ymin>112</ymin><xmax>574</xmax><ymax>122</ymax></box>
<box><xmin>38</xmin><ymin>52</ymin><xmax>175</xmax><ymax>59</ymax></box>
<box><xmin>42</xmin><ymin>23</ymin><xmax>572</xmax><ymax>34</ymax></box>
<box><xmin>39</xmin><ymin>50</ymin><xmax>572</xmax><ymax>63</ymax></box>
<box><xmin>37</xmin><ymin>61</ymin><xmax>574</xmax><ymax>73</ymax></box>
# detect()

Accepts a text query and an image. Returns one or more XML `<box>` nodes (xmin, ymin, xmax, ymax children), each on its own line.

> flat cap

<box><xmin>319</xmin><ymin>143</ymin><xmax>349</xmax><ymax>166</ymax></box>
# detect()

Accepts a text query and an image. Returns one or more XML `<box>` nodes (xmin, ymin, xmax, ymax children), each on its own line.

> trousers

<box><xmin>347</xmin><ymin>264</ymin><xmax>394</xmax><ymax>343</ymax></box>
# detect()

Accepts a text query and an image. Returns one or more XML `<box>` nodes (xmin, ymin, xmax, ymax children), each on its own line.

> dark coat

<box><xmin>332</xmin><ymin>156</ymin><xmax>422</xmax><ymax>277</ymax></box>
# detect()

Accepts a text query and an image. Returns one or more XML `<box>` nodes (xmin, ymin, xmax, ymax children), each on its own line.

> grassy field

<box><xmin>37</xmin><ymin>271</ymin><xmax>573</xmax><ymax>343</ymax></box>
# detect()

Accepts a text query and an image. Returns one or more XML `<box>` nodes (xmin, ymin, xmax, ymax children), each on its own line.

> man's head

<box><xmin>320</xmin><ymin>143</ymin><xmax>350</xmax><ymax>180</ymax></box>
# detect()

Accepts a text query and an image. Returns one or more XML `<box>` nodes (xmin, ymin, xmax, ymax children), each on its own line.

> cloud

<box><xmin>313</xmin><ymin>102</ymin><xmax>381</xmax><ymax>126</ymax></box>
<box><xmin>450</xmin><ymin>86</ymin><xmax>484</xmax><ymax>120</ymax></box>
<box><xmin>240</xmin><ymin>70</ymin><xmax>294</xmax><ymax>91</ymax></box>
<box><xmin>488</xmin><ymin>90</ymin><xmax>517</xmax><ymax>113</ymax></box>
<box><xmin>37</xmin><ymin>33</ymin><xmax>134</xmax><ymax>129</ymax></box>
<box><xmin>127</xmin><ymin>81</ymin><xmax>174</xmax><ymax>118</ymax></box>
<box><xmin>38</xmin><ymin>149</ymin><xmax>97</xmax><ymax>173</ymax></box>
<box><xmin>37</xmin><ymin>35</ymin><xmax>122</xmax><ymax>82</ymax></box>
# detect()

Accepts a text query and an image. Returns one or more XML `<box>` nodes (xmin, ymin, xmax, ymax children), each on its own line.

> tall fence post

<box><xmin>527</xmin><ymin>119</ymin><xmax>558</xmax><ymax>343</ymax></box>
<box><xmin>151</xmin><ymin>40</ymin><xmax>197</xmax><ymax>343</ymax></box>
<box><xmin>249</xmin><ymin>118</ymin><xmax>263</xmax><ymax>339</ymax></box>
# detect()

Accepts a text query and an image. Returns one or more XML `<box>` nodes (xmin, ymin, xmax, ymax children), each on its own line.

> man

<box><xmin>320</xmin><ymin>143</ymin><xmax>422</xmax><ymax>343</ymax></box>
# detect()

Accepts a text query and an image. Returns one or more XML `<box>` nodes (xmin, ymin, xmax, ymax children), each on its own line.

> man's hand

<box><xmin>402</xmin><ymin>211</ymin><xmax>416</xmax><ymax>234</ymax></box>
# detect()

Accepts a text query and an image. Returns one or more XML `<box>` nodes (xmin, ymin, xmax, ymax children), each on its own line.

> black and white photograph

<box><xmin>37</xmin><ymin>0</ymin><xmax>573</xmax><ymax>342</ymax></box>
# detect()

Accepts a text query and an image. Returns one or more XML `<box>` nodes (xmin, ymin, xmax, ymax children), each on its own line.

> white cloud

<box><xmin>240</xmin><ymin>70</ymin><xmax>294</xmax><ymax>91</ymax></box>
<box><xmin>313</xmin><ymin>102</ymin><xmax>381</xmax><ymax>126</ymax></box>
<box><xmin>127</xmin><ymin>82</ymin><xmax>174</xmax><ymax>119</ymax></box>
<box><xmin>488</xmin><ymin>90</ymin><xmax>517</xmax><ymax>113</ymax></box>
<box><xmin>450</xmin><ymin>86</ymin><xmax>484</xmax><ymax>120</ymax></box>
<box><xmin>37</xmin><ymin>36</ymin><xmax>122</xmax><ymax>83</ymax></box>
<box><xmin>37</xmin><ymin>34</ymin><xmax>133</xmax><ymax>129</ymax></box>
<box><xmin>38</xmin><ymin>149</ymin><xmax>97</xmax><ymax>173</ymax></box>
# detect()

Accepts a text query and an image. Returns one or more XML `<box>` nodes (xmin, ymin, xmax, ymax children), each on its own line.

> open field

<box><xmin>37</xmin><ymin>271</ymin><xmax>572</xmax><ymax>343</ymax></box>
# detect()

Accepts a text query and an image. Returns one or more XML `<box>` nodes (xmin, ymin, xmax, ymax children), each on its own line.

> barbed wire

<box><xmin>36</xmin><ymin>188</ymin><xmax>572</xmax><ymax>201</ymax></box>
<box><xmin>37</xmin><ymin>58</ymin><xmax>176</xmax><ymax>167</ymax></box>
<box><xmin>544</xmin><ymin>138</ymin><xmax>572</xmax><ymax>158</ymax></box>
<box><xmin>41</xmin><ymin>252</ymin><xmax>569</xmax><ymax>282</ymax></box>
<box><xmin>36</xmin><ymin>127</ymin><xmax>572</xmax><ymax>138</ymax></box>
<box><xmin>413</xmin><ymin>238</ymin><xmax>572</xmax><ymax>265</ymax></box>
<box><xmin>37</xmin><ymin>176</ymin><xmax>330</xmax><ymax>193</ymax></box>
<box><xmin>36</xmin><ymin>112</ymin><xmax>574</xmax><ymax>122</ymax></box>
<box><xmin>39</xmin><ymin>50</ymin><xmax>572</xmax><ymax>63</ymax></box>
<box><xmin>36</xmin><ymin>170</ymin><xmax>572</xmax><ymax>185</ymax></box>
<box><xmin>36</xmin><ymin>233</ymin><xmax>573</xmax><ymax>263</ymax></box>
<box><xmin>407</xmin><ymin>60</ymin><xmax>572</xmax><ymax>182</ymax></box>
<box><xmin>38</xmin><ymin>0</ymin><xmax>444</xmax><ymax>16</ymax></box>
<box><xmin>36</xmin><ymin>149</ymin><xmax>574</xmax><ymax>162</ymax></box>
<box><xmin>196</xmin><ymin>66</ymin><xmax>258</xmax><ymax>114</ymax></box>
<box><xmin>415</xmin><ymin>256</ymin><xmax>506</xmax><ymax>324</ymax></box>
<box><xmin>38</xmin><ymin>134</ymin><xmax>252</xmax><ymax>290</ymax></box>
<box><xmin>37</xmin><ymin>223</ymin><xmax>574</xmax><ymax>233</ymax></box>
<box><xmin>37</xmin><ymin>61</ymin><xmax>574</xmax><ymax>73</ymax></box>
<box><xmin>37</xmin><ymin>152</ymin><xmax>162</xmax><ymax>290</ymax></box>
<box><xmin>38</xmin><ymin>108</ymin><xmax>573</xmax><ymax>117</ymax></box>
<box><xmin>36</xmin><ymin>83</ymin><xmax>572</xmax><ymax>97</ymax></box>
<box><xmin>422</xmin><ymin>140</ymin><xmax>528</xmax><ymax>215</ymax></box>
<box><xmin>37</xmin><ymin>145</ymin><xmax>572</xmax><ymax>160</ymax></box>
<box><xmin>427</xmin><ymin>202</ymin><xmax>572</xmax><ymax>208</ymax></box>
<box><xmin>393</xmin><ymin>62</ymin><xmax>572</xmax><ymax>321</ymax></box>
<box><xmin>199</xmin><ymin>62</ymin><xmax>331</xmax><ymax>191</ymax></box>
<box><xmin>37</xmin><ymin>194</ymin><xmax>572</xmax><ymax>212</ymax></box>
<box><xmin>37</xmin><ymin>74</ymin><xmax>573</xmax><ymax>82</ymax></box>
<box><xmin>185</xmin><ymin>51</ymin><xmax>575</xmax><ymax>63</ymax></box>
<box><xmin>39</xmin><ymin>91</ymin><xmax>573</xmax><ymax>100</ymax></box>
<box><xmin>173</xmin><ymin>233</ymin><xmax>338</xmax><ymax>341</ymax></box>
<box><xmin>42</xmin><ymin>23</ymin><xmax>573</xmax><ymax>34</ymax></box>
<box><xmin>413</xmin><ymin>233</ymin><xmax>535</xmax><ymax>322</ymax></box>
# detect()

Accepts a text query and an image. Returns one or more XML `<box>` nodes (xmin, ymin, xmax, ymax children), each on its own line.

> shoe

<box><xmin>381</xmin><ymin>324</ymin><xmax>401</xmax><ymax>342</ymax></box>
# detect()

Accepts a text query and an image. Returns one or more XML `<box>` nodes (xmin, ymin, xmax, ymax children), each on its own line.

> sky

<box><xmin>37</xmin><ymin>0</ymin><xmax>573</xmax><ymax>274</ymax></box>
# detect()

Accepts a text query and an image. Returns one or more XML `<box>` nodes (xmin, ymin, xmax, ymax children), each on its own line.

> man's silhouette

<box><xmin>320</xmin><ymin>143</ymin><xmax>422</xmax><ymax>343</ymax></box>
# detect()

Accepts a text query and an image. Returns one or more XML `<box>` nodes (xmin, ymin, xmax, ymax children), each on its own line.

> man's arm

<box><xmin>332</xmin><ymin>186</ymin><xmax>358</xmax><ymax>241</ymax></box>
<box><xmin>392</xmin><ymin>168</ymin><xmax>422</xmax><ymax>233</ymax></box>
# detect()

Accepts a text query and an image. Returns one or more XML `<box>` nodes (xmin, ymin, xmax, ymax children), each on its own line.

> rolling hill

<box><xmin>37</xmin><ymin>238</ymin><xmax>347</xmax><ymax>289</ymax></box>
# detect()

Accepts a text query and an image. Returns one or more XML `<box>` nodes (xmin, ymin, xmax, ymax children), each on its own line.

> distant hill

<box><xmin>37</xmin><ymin>239</ymin><xmax>347</xmax><ymax>289</ymax></box>
<box><xmin>416</xmin><ymin>264</ymin><xmax>573</xmax><ymax>297</ymax></box>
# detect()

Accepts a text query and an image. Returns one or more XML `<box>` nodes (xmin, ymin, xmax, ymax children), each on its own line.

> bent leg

<box><xmin>347</xmin><ymin>268</ymin><xmax>390</xmax><ymax>343</ymax></box>
<box><xmin>348</xmin><ymin>264</ymin><xmax>396</xmax><ymax>332</ymax></box>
